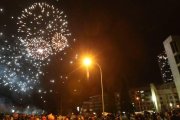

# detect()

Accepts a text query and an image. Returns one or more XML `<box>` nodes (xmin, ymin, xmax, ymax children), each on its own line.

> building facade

<box><xmin>163</xmin><ymin>36</ymin><xmax>180</xmax><ymax>100</ymax></box>
<box><xmin>156</xmin><ymin>82</ymin><xmax>179</xmax><ymax>111</ymax></box>
<box><xmin>130</xmin><ymin>87</ymin><xmax>154</xmax><ymax>112</ymax></box>
<box><xmin>81</xmin><ymin>95</ymin><xmax>109</xmax><ymax>115</ymax></box>
<box><xmin>130</xmin><ymin>83</ymin><xmax>180</xmax><ymax>112</ymax></box>
<box><xmin>157</xmin><ymin>51</ymin><xmax>173</xmax><ymax>83</ymax></box>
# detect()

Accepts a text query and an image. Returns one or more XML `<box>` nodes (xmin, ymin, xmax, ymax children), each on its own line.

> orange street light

<box><xmin>82</xmin><ymin>56</ymin><xmax>92</xmax><ymax>79</ymax></box>
<box><xmin>83</xmin><ymin>57</ymin><xmax>92</xmax><ymax>67</ymax></box>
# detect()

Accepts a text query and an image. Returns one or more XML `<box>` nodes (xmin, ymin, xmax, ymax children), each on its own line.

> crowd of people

<box><xmin>131</xmin><ymin>110</ymin><xmax>180</xmax><ymax>120</ymax></box>
<box><xmin>0</xmin><ymin>109</ymin><xmax>180</xmax><ymax>120</ymax></box>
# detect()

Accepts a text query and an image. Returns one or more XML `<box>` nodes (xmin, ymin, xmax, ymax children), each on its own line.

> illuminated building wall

<box><xmin>150</xmin><ymin>83</ymin><xmax>161</xmax><ymax>112</ymax></box>
<box><xmin>163</xmin><ymin>36</ymin><xmax>180</xmax><ymax>100</ymax></box>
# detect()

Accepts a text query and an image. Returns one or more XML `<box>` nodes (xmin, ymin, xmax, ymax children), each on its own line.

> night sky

<box><xmin>1</xmin><ymin>0</ymin><xmax>180</xmax><ymax>113</ymax></box>
<box><xmin>62</xmin><ymin>0</ymin><xmax>180</xmax><ymax>87</ymax></box>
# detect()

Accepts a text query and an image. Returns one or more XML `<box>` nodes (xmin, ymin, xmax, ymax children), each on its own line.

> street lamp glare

<box><xmin>83</xmin><ymin>57</ymin><xmax>92</xmax><ymax>67</ymax></box>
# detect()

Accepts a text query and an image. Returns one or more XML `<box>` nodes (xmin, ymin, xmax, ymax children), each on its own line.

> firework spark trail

<box><xmin>0</xmin><ymin>40</ymin><xmax>42</xmax><ymax>93</ymax></box>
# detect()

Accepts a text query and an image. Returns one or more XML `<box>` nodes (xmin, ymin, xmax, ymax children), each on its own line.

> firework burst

<box><xmin>0</xmin><ymin>2</ymin><xmax>73</xmax><ymax>96</ymax></box>
<box><xmin>21</xmin><ymin>37</ymin><xmax>52</xmax><ymax>60</ymax></box>
<box><xmin>51</xmin><ymin>33</ymin><xmax>68</xmax><ymax>53</ymax></box>
<box><xmin>17</xmin><ymin>2</ymin><xmax>71</xmax><ymax>60</ymax></box>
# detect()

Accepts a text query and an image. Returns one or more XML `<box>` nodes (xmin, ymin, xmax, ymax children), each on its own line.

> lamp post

<box><xmin>136</xmin><ymin>97</ymin><xmax>141</xmax><ymax>111</ymax></box>
<box><xmin>82</xmin><ymin>57</ymin><xmax>105</xmax><ymax>114</ymax></box>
